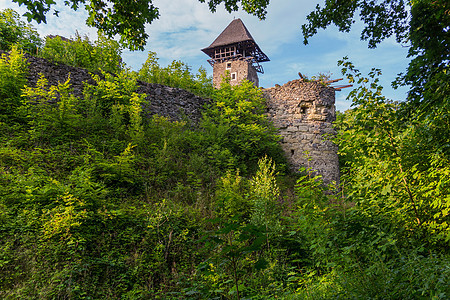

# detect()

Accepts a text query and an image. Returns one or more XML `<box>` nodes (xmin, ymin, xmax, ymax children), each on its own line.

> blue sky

<box><xmin>1</xmin><ymin>0</ymin><xmax>410</xmax><ymax>111</ymax></box>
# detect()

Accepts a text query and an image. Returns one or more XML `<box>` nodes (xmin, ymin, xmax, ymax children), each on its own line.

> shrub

<box><xmin>0</xmin><ymin>45</ymin><xmax>28</xmax><ymax>125</ymax></box>
<box><xmin>39</xmin><ymin>31</ymin><xmax>122</xmax><ymax>73</ymax></box>
<box><xmin>137</xmin><ymin>51</ymin><xmax>215</xmax><ymax>98</ymax></box>
<box><xmin>0</xmin><ymin>9</ymin><xmax>42</xmax><ymax>54</ymax></box>
<box><xmin>201</xmin><ymin>80</ymin><xmax>284</xmax><ymax>174</ymax></box>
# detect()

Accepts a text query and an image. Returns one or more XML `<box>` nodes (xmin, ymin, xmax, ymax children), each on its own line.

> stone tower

<box><xmin>202</xmin><ymin>18</ymin><xmax>269</xmax><ymax>88</ymax></box>
<box><xmin>264</xmin><ymin>80</ymin><xmax>340</xmax><ymax>185</ymax></box>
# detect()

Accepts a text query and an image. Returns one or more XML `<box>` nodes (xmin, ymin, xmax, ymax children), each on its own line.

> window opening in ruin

<box><xmin>231</xmin><ymin>72</ymin><xmax>237</xmax><ymax>80</ymax></box>
<box><xmin>291</xmin><ymin>149</ymin><xmax>295</xmax><ymax>156</ymax></box>
<box><xmin>226</xmin><ymin>62</ymin><xmax>232</xmax><ymax>70</ymax></box>
<box><xmin>300</xmin><ymin>107</ymin><xmax>308</xmax><ymax>114</ymax></box>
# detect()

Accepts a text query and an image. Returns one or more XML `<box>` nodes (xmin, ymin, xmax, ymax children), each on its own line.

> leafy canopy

<box><xmin>12</xmin><ymin>0</ymin><xmax>271</xmax><ymax>50</ymax></box>
<box><xmin>0</xmin><ymin>8</ymin><xmax>42</xmax><ymax>53</ymax></box>
<box><xmin>301</xmin><ymin>0</ymin><xmax>410</xmax><ymax>48</ymax></box>
<box><xmin>301</xmin><ymin>0</ymin><xmax>449</xmax><ymax>157</ymax></box>
<box><xmin>39</xmin><ymin>31</ymin><xmax>123</xmax><ymax>73</ymax></box>
<box><xmin>301</xmin><ymin>0</ymin><xmax>449</xmax><ymax>110</ymax></box>
<box><xmin>335</xmin><ymin>58</ymin><xmax>450</xmax><ymax>244</ymax></box>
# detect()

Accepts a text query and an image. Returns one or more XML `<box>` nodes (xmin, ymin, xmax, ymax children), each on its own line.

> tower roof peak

<box><xmin>205</xmin><ymin>18</ymin><xmax>255</xmax><ymax>49</ymax></box>
<box><xmin>201</xmin><ymin>18</ymin><xmax>269</xmax><ymax>63</ymax></box>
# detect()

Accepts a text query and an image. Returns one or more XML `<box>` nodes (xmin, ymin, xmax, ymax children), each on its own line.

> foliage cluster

<box><xmin>336</xmin><ymin>59</ymin><xmax>449</xmax><ymax>245</ymax></box>
<box><xmin>326</xmin><ymin>60</ymin><xmax>449</xmax><ymax>298</ymax></box>
<box><xmin>0</xmin><ymin>47</ymin><xmax>291</xmax><ymax>299</ymax></box>
<box><xmin>1</xmin><ymin>8</ymin><xmax>123</xmax><ymax>74</ymax></box>
<box><xmin>12</xmin><ymin>0</ymin><xmax>271</xmax><ymax>50</ymax></box>
<box><xmin>302</xmin><ymin>0</ymin><xmax>449</xmax><ymax>153</ymax></box>
<box><xmin>39</xmin><ymin>31</ymin><xmax>123</xmax><ymax>73</ymax></box>
<box><xmin>0</xmin><ymin>8</ymin><xmax>42</xmax><ymax>53</ymax></box>
<box><xmin>299</xmin><ymin>72</ymin><xmax>333</xmax><ymax>86</ymax></box>
<box><xmin>295</xmin><ymin>0</ymin><xmax>450</xmax><ymax>297</ymax></box>
<box><xmin>0</xmin><ymin>46</ymin><xmax>28</xmax><ymax>124</ymax></box>
<box><xmin>0</xmin><ymin>7</ymin><xmax>449</xmax><ymax>299</ymax></box>
<box><xmin>137</xmin><ymin>51</ymin><xmax>215</xmax><ymax>98</ymax></box>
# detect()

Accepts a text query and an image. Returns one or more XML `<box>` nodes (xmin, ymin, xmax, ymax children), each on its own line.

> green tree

<box><xmin>137</xmin><ymin>51</ymin><xmax>214</xmax><ymax>98</ymax></box>
<box><xmin>302</xmin><ymin>1</ymin><xmax>449</xmax><ymax>245</ymax></box>
<box><xmin>0</xmin><ymin>8</ymin><xmax>42</xmax><ymax>53</ymax></box>
<box><xmin>13</xmin><ymin>0</ymin><xmax>159</xmax><ymax>50</ymax></box>
<box><xmin>0</xmin><ymin>46</ymin><xmax>28</xmax><ymax>124</ymax></box>
<box><xmin>301</xmin><ymin>0</ymin><xmax>410</xmax><ymax>49</ymax></box>
<box><xmin>201</xmin><ymin>79</ymin><xmax>283</xmax><ymax>173</ymax></box>
<box><xmin>13</xmin><ymin>0</ymin><xmax>271</xmax><ymax>50</ymax></box>
<box><xmin>335</xmin><ymin>58</ymin><xmax>450</xmax><ymax>245</ymax></box>
<box><xmin>396</xmin><ymin>0</ymin><xmax>449</xmax><ymax>152</ymax></box>
<box><xmin>249</xmin><ymin>156</ymin><xmax>282</xmax><ymax>249</ymax></box>
<box><xmin>302</xmin><ymin>1</ymin><xmax>449</xmax><ymax>147</ymax></box>
<box><xmin>39</xmin><ymin>31</ymin><xmax>123</xmax><ymax>73</ymax></box>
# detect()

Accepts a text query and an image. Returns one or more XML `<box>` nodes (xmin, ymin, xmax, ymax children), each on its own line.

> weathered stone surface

<box><xmin>213</xmin><ymin>58</ymin><xmax>259</xmax><ymax>88</ymax></box>
<box><xmin>2</xmin><ymin>51</ymin><xmax>339</xmax><ymax>183</ymax></box>
<box><xmin>0</xmin><ymin>50</ymin><xmax>209</xmax><ymax>124</ymax></box>
<box><xmin>22</xmin><ymin>52</ymin><xmax>97</xmax><ymax>99</ymax></box>
<box><xmin>264</xmin><ymin>79</ymin><xmax>340</xmax><ymax>184</ymax></box>
<box><xmin>135</xmin><ymin>81</ymin><xmax>208</xmax><ymax>124</ymax></box>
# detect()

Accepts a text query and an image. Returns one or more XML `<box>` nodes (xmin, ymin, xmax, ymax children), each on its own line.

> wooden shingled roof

<box><xmin>205</xmin><ymin>18</ymin><xmax>255</xmax><ymax>48</ymax></box>
<box><xmin>202</xmin><ymin>18</ymin><xmax>269</xmax><ymax>63</ymax></box>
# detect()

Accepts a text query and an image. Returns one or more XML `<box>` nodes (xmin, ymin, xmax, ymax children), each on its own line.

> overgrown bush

<box><xmin>201</xmin><ymin>79</ymin><xmax>285</xmax><ymax>175</ymax></box>
<box><xmin>0</xmin><ymin>45</ymin><xmax>28</xmax><ymax>125</ymax></box>
<box><xmin>39</xmin><ymin>31</ymin><xmax>123</xmax><ymax>73</ymax></box>
<box><xmin>0</xmin><ymin>46</ymin><xmax>290</xmax><ymax>298</ymax></box>
<box><xmin>0</xmin><ymin>8</ymin><xmax>42</xmax><ymax>54</ymax></box>
<box><xmin>137</xmin><ymin>51</ymin><xmax>215</xmax><ymax>98</ymax></box>
<box><xmin>1</xmin><ymin>21</ymin><xmax>448</xmax><ymax>298</ymax></box>
<box><xmin>336</xmin><ymin>59</ymin><xmax>450</xmax><ymax>246</ymax></box>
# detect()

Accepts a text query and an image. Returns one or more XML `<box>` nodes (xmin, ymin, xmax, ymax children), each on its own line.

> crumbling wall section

<box><xmin>264</xmin><ymin>79</ymin><xmax>339</xmax><ymax>184</ymax></box>
<box><xmin>2</xmin><ymin>51</ymin><xmax>339</xmax><ymax>181</ymax></box>
<box><xmin>0</xmin><ymin>51</ymin><xmax>209</xmax><ymax>124</ymax></box>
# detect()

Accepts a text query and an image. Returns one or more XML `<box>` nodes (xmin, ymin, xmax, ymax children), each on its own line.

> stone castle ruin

<box><xmin>202</xmin><ymin>19</ymin><xmax>340</xmax><ymax>184</ymax></box>
<box><xmin>264</xmin><ymin>80</ymin><xmax>339</xmax><ymax>184</ymax></box>
<box><xmin>3</xmin><ymin>18</ymin><xmax>340</xmax><ymax>184</ymax></box>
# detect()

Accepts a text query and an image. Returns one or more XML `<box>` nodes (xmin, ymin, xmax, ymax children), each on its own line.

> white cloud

<box><xmin>1</xmin><ymin>0</ymin><xmax>410</xmax><ymax>110</ymax></box>
<box><xmin>0</xmin><ymin>0</ymin><xmax>96</xmax><ymax>38</ymax></box>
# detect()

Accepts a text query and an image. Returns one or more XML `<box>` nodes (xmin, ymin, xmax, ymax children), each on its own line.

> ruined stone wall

<box><xmin>264</xmin><ymin>79</ymin><xmax>340</xmax><ymax>184</ymax></box>
<box><xmin>2</xmin><ymin>51</ymin><xmax>339</xmax><ymax>181</ymax></box>
<box><xmin>0</xmin><ymin>51</ymin><xmax>208</xmax><ymax>124</ymax></box>
<box><xmin>213</xmin><ymin>59</ymin><xmax>259</xmax><ymax>88</ymax></box>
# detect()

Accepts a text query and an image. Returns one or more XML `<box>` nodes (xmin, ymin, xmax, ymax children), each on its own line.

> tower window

<box><xmin>226</xmin><ymin>62</ymin><xmax>232</xmax><ymax>70</ymax></box>
<box><xmin>231</xmin><ymin>72</ymin><xmax>237</xmax><ymax>80</ymax></box>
